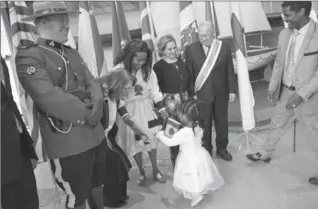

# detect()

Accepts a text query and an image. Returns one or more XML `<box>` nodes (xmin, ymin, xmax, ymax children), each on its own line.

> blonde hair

<box><xmin>157</xmin><ymin>34</ymin><xmax>176</xmax><ymax>57</ymax></box>
<box><xmin>98</xmin><ymin>68</ymin><xmax>136</xmax><ymax>99</ymax></box>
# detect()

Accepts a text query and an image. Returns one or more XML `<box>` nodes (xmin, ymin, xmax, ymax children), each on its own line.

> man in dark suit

<box><xmin>184</xmin><ymin>21</ymin><xmax>237</xmax><ymax>161</ymax></box>
<box><xmin>1</xmin><ymin>56</ymin><xmax>39</xmax><ymax>209</ymax></box>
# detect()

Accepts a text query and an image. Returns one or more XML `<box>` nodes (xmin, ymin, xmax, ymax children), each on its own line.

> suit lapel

<box><xmin>198</xmin><ymin>43</ymin><xmax>207</xmax><ymax>58</ymax></box>
<box><xmin>282</xmin><ymin>30</ymin><xmax>292</xmax><ymax>57</ymax></box>
<box><xmin>294</xmin><ymin>21</ymin><xmax>315</xmax><ymax>71</ymax></box>
<box><xmin>1</xmin><ymin>57</ymin><xmax>24</xmax><ymax>124</ymax></box>
<box><xmin>197</xmin><ymin>41</ymin><xmax>206</xmax><ymax>57</ymax></box>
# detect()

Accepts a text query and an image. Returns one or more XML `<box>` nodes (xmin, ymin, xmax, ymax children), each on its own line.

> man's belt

<box><xmin>283</xmin><ymin>84</ymin><xmax>295</xmax><ymax>91</ymax></box>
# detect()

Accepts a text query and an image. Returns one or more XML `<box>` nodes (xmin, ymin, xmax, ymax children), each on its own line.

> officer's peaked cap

<box><xmin>22</xmin><ymin>1</ymin><xmax>80</xmax><ymax>22</ymax></box>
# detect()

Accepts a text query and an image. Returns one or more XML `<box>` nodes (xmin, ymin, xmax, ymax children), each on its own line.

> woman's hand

<box><xmin>141</xmin><ymin>134</ymin><xmax>150</xmax><ymax>145</ymax></box>
<box><xmin>159</xmin><ymin>108</ymin><xmax>169</xmax><ymax>120</ymax></box>
<box><xmin>156</xmin><ymin>130</ymin><xmax>164</xmax><ymax>139</ymax></box>
<box><xmin>96</xmin><ymin>76</ymin><xmax>109</xmax><ymax>99</ymax></box>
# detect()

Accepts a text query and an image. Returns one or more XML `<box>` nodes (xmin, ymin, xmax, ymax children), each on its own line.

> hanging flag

<box><xmin>78</xmin><ymin>2</ymin><xmax>108</xmax><ymax>78</ymax></box>
<box><xmin>309</xmin><ymin>9</ymin><xmax>318</xmax><ymax>23</ymax></box>
<box><xmin>9</xmin><ymin>2</ymin><xmax>38</xmax><ymax>47</ymax></box>
<box><xmin>281</xmin><ymin>13</ymin><xmax>289</xmax><ymax>28</ymax></box>
<box><xmin>65</xmin><ymin>30</ymin><xmax>77</xmax><ymax>49</ymax></box>
<box><xmin>112</xmin><ymin>1</ymin><xmax>131</xmax><ymax>62</ymax></box>
<box><xmin>205</xmin><ymin>1</ymin><xmax>220</xmax><ymax>37</ymax></box>
<box><xmin>7</xmin><ymin>1</ymin><xmax>47</xmax><ymax>161</ymax></box>
<box><xmin>231</xmin><ymin>3</ymin><xmax>255</xmax><ymax>131</ymax></box>
<box><xmin>140</xmin><ymin>1</ymin><xmax>156</xmax><ymax>50</ymax></box>
<box><xmin>140</xmin><ymin>1</ymin><xmax>158</xmax><ymax>62</ymax></box>
<box><xmin>180</xmin><ymin>1</ymin><xmax>199</xmax><ymax>50</ymax></box>
<box><xmin>150</xmin><ymin>2</ymin><xmax>180</xmax><ymax>45</ymax></box>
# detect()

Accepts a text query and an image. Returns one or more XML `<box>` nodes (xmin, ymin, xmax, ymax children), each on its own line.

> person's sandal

<box><xmin>153</xmin><ymin>170</ymin><xmax>166</xmax><ymax>183</ymax></box>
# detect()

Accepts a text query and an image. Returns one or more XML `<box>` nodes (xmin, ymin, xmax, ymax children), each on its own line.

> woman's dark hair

<box><xmin>113</xmin><ymin>39</ymin><xmax>153</xmax><ymax>82</ymax></box>
<box><xmin>179</xmin><ymin>99</ymin><xmax>200</xmax><ymax>134</ymax></box>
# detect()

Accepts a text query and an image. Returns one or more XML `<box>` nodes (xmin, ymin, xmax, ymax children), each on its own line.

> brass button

<box><xmin>58</xmin><ymin>67</ymin><xmax>62</xmax><ymax>71</ymax></box>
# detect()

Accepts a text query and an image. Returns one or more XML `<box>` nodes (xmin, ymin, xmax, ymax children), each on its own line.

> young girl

<box><xmin>156</xmin><ymin>99</ymin><xmax>224</xmax><ymax>207</ymax></box>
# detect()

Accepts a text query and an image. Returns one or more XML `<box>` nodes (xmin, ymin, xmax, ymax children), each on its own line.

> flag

<box><xmin>231</xmin><ymin>3</ymin><xmax>255</xmax><ymax>131</ymax></box>
<box><xmin>309</xmin><ymin>9</ymin><xmax>318</xmax><ymax>23</ymax></box>
<box><xmin>281</xmin><ymin>13</ymin><xmax>289</xmax><ymax>28</ymax></box>
<box><xmin>180</xmin><ymin>1</ymin><xmax>199</xmax><ymax>50</ymax></box>
<box><xmin>140</xmin><ymin>1</ymin><xmax>158</xmax><ymax>62</ymax></box>
<box><xmin>112</xmin><ymin>1</ymin><xmax>131</xmax><ymax>62</ymax></box>
<box><xmin>65</xmin><ymin>30</ymin><xmax>77</xmax><ymax>49</ymax></box>
<box><xmin>7</xmin><ymin>1</ymin><xmax>47</xmax><ymax>161</ymax></box>
<box><xmin>150</xmin><ymin>2</ymin><xmax>181</xmax><ymax>45</ymax></box>
<box><xmin>205</xmin><ymin>1</ymin><xmax>220</xmax><ymax>37</ymax></box>
<box><xmin>9</xmin><ymin>2</ymin><xmax>37</xmax><ymax>47</ymax></box>
<box><xmin>78</xmin><ymin>2</ymin><xmax>108</xmax><ymax>78</ymax></box>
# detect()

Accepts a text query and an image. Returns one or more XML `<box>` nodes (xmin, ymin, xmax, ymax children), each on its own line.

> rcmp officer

<box><xmin>16</xmin><ymin>2</ymin><xmax>106</xmax><ymax>209</ymax></box>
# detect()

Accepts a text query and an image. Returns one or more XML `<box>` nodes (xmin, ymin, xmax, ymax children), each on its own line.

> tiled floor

<box><xmin>37</xmin><ymin>123</ymin><xmax>318</xmax><ymax>209</ymax></box>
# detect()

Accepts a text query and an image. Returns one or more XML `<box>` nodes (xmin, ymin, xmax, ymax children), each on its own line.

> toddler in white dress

<box><xmin>156</xmin><ymin>99</ymin><xmax>224</xmax><ymax>207</ymax></box>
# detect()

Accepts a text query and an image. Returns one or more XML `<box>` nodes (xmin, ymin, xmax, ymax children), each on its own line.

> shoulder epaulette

<box><xmin>63</xmin><ymin>44</ymin><xmax>72</xmax><ymax>49</ymax></box>
<box><xmin>17</xmin><ymin>39</ymin><xmax>37</xmax><ymax>50</ymax></box>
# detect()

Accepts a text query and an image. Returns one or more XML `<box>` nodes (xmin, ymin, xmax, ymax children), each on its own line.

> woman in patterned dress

<box><xmin>113</xmin><ymin>40</ymin><xmax>168</xmax><ymax>186</ymax></box>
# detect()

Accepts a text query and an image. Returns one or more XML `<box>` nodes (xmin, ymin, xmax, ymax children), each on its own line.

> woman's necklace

<box><xmin>132</xmin><ymin>68</ymin><xmax>139</xmax><ymax>76</ymax></box>
<box><xmin>163</xmin><ymin>57</ymin><xmax>178</xmax><ymax>64</ymax></box>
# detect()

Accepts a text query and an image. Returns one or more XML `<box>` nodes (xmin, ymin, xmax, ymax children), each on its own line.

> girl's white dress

<box><xmin>156</xmin><ymin>126</ymin><xmax>224</xmax><ymax>199</ymax></box>
<box><xmin>113</xmin><ymin>63</ymin><xmax>164</xmax><ymax>158</ymax></box>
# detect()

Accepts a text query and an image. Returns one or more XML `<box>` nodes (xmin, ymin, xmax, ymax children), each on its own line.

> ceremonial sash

<box><xmin>194</xmin><ymin>39</ymin><xmax>222</xmax><ymax>92</ymax></box>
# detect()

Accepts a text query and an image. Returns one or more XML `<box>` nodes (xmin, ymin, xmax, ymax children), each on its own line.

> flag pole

<box><xmin>238</xmin><ymin>5</ymin><xmax>248</xmax><ymax>58</ymax></box>
<box><xmin>228</xmin><ymin>3</ymin><xmax>262</xmax><ymax>152</ymax></box>
<box><xmin>210</xmin><ymin>1</ymin><xmax>217</xmax><ymax>33</ymax></box>
<box><xmin>243</xmin><ymin>30</ymin><xmax>248</xmax><ymax>58</ymax></box>
<box><xmin>146</xmin><ymin>1</ymin><xmax>159</xmax><ymax>60</ymax></box>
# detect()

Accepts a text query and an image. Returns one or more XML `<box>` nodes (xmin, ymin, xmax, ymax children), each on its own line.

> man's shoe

<box><xmin>216</xmin><ymin>149</ymin><xmax>232</xmax><ymax>161</ymax></box>
<box><xmin>246</xmin><ymin>152</ymin><xmax>271</xmax><ymax>163</ymax></box>
<box><xmin>309</xmin><ymin>176</ymin><xmax>318</xmax><ymax>185</ymax></box>
<box><xmin>112</xmin><ymin>200</ymin><xmax>127</xmax><ymax>208</ymax></box>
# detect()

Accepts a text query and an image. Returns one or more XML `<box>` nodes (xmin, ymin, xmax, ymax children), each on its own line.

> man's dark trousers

<box><xmin>199</xmin><ymin>95</ymin><xmax>229</xmax><ymax>154</ymax></box>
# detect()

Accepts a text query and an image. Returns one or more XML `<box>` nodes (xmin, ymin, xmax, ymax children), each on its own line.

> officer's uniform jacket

<box><xmin>15</xmin><ymin>38</ymin><xmax>105</xmax><ymax>159</ymax></box>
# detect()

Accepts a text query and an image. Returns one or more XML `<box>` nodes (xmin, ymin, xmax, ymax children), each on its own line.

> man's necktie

<box><xmin>285</xmin><ymin>34</ymin><xmax>296</xmax><ymax>86</ymax></box>
<box><xmin>207</xmin><ymin>46</ymin><xmax>211</xmax><ymax>56</ymax></box>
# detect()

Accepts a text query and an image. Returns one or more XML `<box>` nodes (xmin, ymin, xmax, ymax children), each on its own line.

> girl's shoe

<box><xmin>153</xmin><ymin>170</ymin><xmax>166</xmax><ymax>183</ymax></box>
<box><xmin>190</xmin><ymin>195</ymin><xmax>203</xmax><ymax>207</ymax></box>
<box><xmin>137</xmin><ymin>171</ymin><xmax>146</xmax><ymax>186</ymax></box>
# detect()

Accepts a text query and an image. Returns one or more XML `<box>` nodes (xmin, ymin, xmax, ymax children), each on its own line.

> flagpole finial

<box><xmin>88</xmin><ymin>1</ymin><xmax>94</xmax><ymax>14</ymax></box>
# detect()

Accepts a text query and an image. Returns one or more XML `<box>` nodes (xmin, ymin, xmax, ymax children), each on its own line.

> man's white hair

<box><xmin>198</xmin><ymin>21</ymin><xmax>214</xmax><ymax>31</ymax></box>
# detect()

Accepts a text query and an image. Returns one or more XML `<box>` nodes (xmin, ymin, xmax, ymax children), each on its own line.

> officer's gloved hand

<box><xmin>85</xmin><ymin>99</ymin><xmax>104</xmax><ymax>127</ymax></box>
